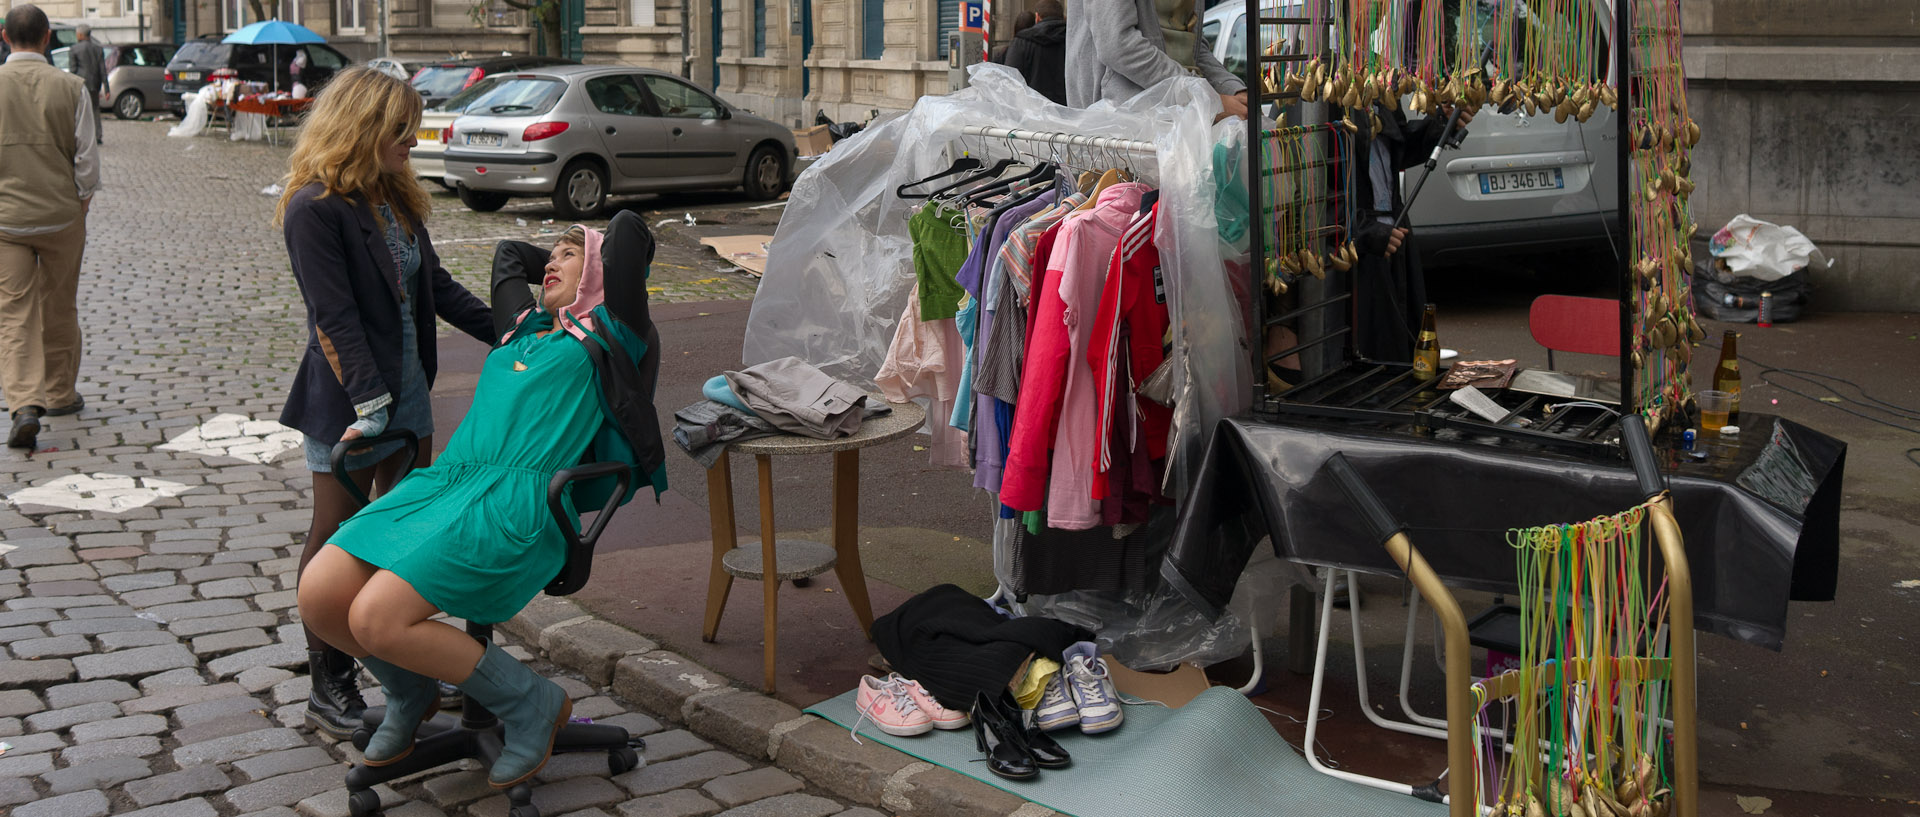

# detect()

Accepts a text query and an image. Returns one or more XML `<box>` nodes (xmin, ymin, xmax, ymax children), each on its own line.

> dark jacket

<box><xmin>69</xmin><ymin>39</ymin><xmax>105</xmax><ymax>91</ymax></box>
<box><xmin>1003</xmin><ymin>18</ymin><xmax>1068</xmax><ymax>106</ymax></box>
<box><xmin>490</xmin><ymin>210</ymin><xmax>670</xmax><ymax>503</ymax></box>
<box><xmin>279</xmin><ymin>182</ymin><xmax>494</xmax><ymax>442</ymax></box>
<box><xmin>873</xmin><ymin>583</ymin><xmax>1095</xmax><ymax>710</ymax></box>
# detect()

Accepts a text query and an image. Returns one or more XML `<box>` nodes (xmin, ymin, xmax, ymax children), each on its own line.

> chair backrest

<box><xmin>1527</xmin><ymin>294</ymin><xmax>1620</xmax><ymax>358</ymax></box>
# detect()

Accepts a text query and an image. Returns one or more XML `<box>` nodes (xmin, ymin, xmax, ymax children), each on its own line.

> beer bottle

<box><xmin>1412</xmin><ymin>304</ymin><xmax>1440</xmax><ymax>380</ymax></box>
<box><xmin>1713</xmin><ymin>330</ymin><xmax>1741</xmax><ymax>424</ymax></box>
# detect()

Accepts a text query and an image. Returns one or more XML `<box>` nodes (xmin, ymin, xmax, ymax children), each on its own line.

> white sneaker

<box><xmin>852</xmin><ymin>675</ymin><xmax>932</xmax><ymax>737</ymax></box>
<box><xmin>1062</xmin><ymin>642</ymin><xmax>1123</xmax><ymax>734</ymax></box>
<box><xmin>1033</xmin><ymin>671</ymin><xmax>1080</xmax><ymax>732</ymax></box>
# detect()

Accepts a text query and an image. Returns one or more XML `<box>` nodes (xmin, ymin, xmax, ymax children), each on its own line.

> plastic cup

<box><xmin>1698</xmin><ymin>390</ymin><xmax>1733</xmax><ymax>432</ymax></box>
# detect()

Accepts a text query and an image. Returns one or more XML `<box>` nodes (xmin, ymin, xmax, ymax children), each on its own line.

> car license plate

<box><xmin>1479</xmin><ymin>168</ymin><xmax>1564</xmax><ymax>195</ymax></box>
<box><xmin>466</xmin><ymin>133</ymin><xmax>503</xmax><ymax>147</ymax></box>
<box><xmin>178</xmin><ymin>71</ymin><xmax>200</xmax><ymax>81</ymax></box>
<box><xmin>418</xmin><ymin>127</ymin><xmax>439</xmax><ymax>143</ymax></box>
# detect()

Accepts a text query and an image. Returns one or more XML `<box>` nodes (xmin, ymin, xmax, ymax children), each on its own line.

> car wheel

<box><xmin>458</xmin><ymin>185</ymin><xmax>511</xmax><ymax>213</ymax></box>
<box><xmin>114</xmin><ymin>90</ymin><xmax>143</xmax><ymax>120</ymax></box>
<box><xmin>551</xmin><ymin>159</ymin><xmax>608</xmax><ymax>220</ymax></box>
<box><xmin>743</xmin><ymin>145</ymin><xmax>784</xmax><ymax>201</ymax></box>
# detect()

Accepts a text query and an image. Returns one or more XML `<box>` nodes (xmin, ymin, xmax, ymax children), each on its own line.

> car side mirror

<box><xmin>715</xmin><ymin>106</ymin><xmax>731</xmax><ymax>120</ymax></box>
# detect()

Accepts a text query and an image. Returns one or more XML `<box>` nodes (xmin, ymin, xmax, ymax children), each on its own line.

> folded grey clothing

<box><xmin>673</xmin><ymin>400</ymin><xmax>778</xmax><ymax>469</ymax></box>
<box><xmin>724</xmin><ymin>356</ymin><xmax>872</xmax><ymax>439</ymax></box>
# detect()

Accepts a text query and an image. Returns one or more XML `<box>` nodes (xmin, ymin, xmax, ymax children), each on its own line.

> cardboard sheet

<box><xmin>699</xmin><ymin>234</ymin><xmax>773</xmax><ymax>277</ymax></box>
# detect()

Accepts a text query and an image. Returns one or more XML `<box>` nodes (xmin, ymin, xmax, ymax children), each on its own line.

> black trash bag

<box><xmin>813</xmin><ymin>109</ymin><xmax>864</xmax><ymax>143</ymax></box>
<box><xmin>1690</xmin><ymin>236</ymin><xmax>1814</xmax><ymax>323</ymax></box>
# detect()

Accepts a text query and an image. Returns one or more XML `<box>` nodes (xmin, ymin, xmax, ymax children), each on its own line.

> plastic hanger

<box><xmin>897</xmin><ymin>155</ymin><xmax>984</xmax><ymax>199</ymax></box>
<box><xmin>922</xmin><ymin>156</ymin><xmax>1022</xmax><ymax>202</ymax></box>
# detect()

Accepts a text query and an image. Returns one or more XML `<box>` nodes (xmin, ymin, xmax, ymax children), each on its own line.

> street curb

<box><xmin>521</xmin><ymin>609</ymin><xmax>1060</xmax><ymax>817</ymax></box>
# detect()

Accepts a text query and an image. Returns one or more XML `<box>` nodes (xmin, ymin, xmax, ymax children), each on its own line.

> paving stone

<box><xmin>771</xmin><ymin>719</ymin><xmax>917</xmax><ymax>806</ymax></box>
<box><xmin>170</xmin><ymin>610</ymin><xmax>280</xmax><ymax>637</ymax></box>
<box><xmin>644</xmin><ymin>730</ymin><xmax>717</xmax><ymax>763</ymax></box>
<box><xmin>2</xmin><ymin>731</ymin><xmax>65</xmax><ymax>755</ymax></box>
<box><xmin>617</xmin><ymin>789</ymin><xmax>724</xmax><ymax>817</ymax></box>
<box><xmin>25</xmin><ymin>565</ymin><xmax>96</xmax><ymax>582</ymax></box>
<box><xmin>834</xmin><ymin>810</ymin><xmax>885</xmax><ymax>817</ymax></box>
<box><xmin>0</xmin><ymin>751</ymin><xmax>57</xmax><ymax>779</ymax></box>
<box><xmin>237</xmin><ymin>665</ymin><xmax>296</xmax><ymax>692</ymax></box>
<box><xmin>422</xmin><ymin>769</ymin><xmax>495</xmax><ymax>807</ymax></box>
<box><xmin>0</xmin><ymin>688</ymin><xmax>46</xmax><ymax>716</ymax></box>
<box><xmin>0</xmin><ymin>716</ymin><xmax>18</xmax><ymax>737</ymax></box>
<box><xmin>121</xmin><ymin>585</ymin><xmax>196</xmax><ymax>607</ymax></box>
<box><xmin>177</xmin><ymin>694</ymin><xmax>272</xmax><ymax>726</ymax></box>
<box><xmin>701</xmin><ymin>767</ymin><xmax>805</xmax><ymax>808</ymax></box>
<box><xmin>600</xmin><ymin>711</ymin><xmax>665</xmax><ymax>737</ymax></box>
<box><xmin>0</xmin><ymin>609</ymin><xmax>58</xmax><ymax>627</ymax></box>
<box><xmin>257</xmin><ymin>588</ymin><xmax>300</xmax><ymax>611</ymax></box>
<box><xmin>27</xmin><ymin>580</ymin><xmax>105</xmax><ymax>597</ymax></box>
<box><xmin>5</xmin><ymin>593</ymin><xmax>115</xmax><ymax>609</ymax></box>
<box><xmin>234</xmin><ymin>745</ymin><xmax>337</xmax><ymax>782</ymax></box>
<box><xmin>198</xmin><ymin>576</ymin><xmax>279</xmax><ymax>598</ymax></box>
<box><xmin>224</xmin><ymin>765</ymin><xmax>355</xmax><ymax>813</ymax></box>
<box><xmin>99</xmin><ymin>629</ymin><xmax>183</xmax><ymax>650</ymax></box>
<box><xmin>1</xmin><ymin>547</ymin><xmax>77</xmax><ymax>568</ymax></box>
<box><xmin>208</xmin><ymin>642</ymin><xmax>306</xmax><ymax>679</ymax></box>
<box><xmin>612</xmin><ymin>652</ymin><xmax>732</xmax><ymax>726</ymax></box>
<box><xmin>101</xmin><ymin>572</ymin><xmax>179</xmax><ymax>592</ymax></box>
<box><xmin>47</xmin><ymin>615</ymin><xmax>158</xmax><ymax>635</ymax></box>
<box><xmin>10</xmin><ymin>789</ymin><xmax>110</xmax><ymax>817</ymax></box>
<box><xmin>58</xmin><ymin>734</ymin><xmax>164</xmax><ymax>763</ymax></box>
<box><xmin>64</xmin><ymin>604</ymin><xmax>143</xmax><ymax>620</ymax></box>
<box><xmin>686</xmin><ymin>691</ymin><xmax>804</xmax><ymax>760</ymax></box>
<box><xmin>71</xmin><ymin>712</ymin><xmax>167</xmax><ymax>742</ymax></box>
<box><xmin>181</xmin><ymin>563</ymin><xmax>256</xmax><ymax>582</ymax></box>
<box><xmin>710</xmin><ymin>794</ymin><xmax>843</xmax><ymax>817</ymax></box>
<box><xmin>125</xmin><ymin>764</ymin><xmax>233</xmax><ymax>808</ymax></box>
<box><xmin>0</xmin><ymin>658</ymin><xmax>76</xmax><ymax>687</ymax></box>
<box><xmin>197</xmin><ymin>627</ymin><xmax>274</xmax><ymax>658</ymax></box>
<box><xmin>40</xmin><ymin>755</ymin><xmax>151</xmax><ymax>794</ymax></box>
<box><xmin>139</xmin><ymin>667</ymin><xmax>208</xmax><ymax>691</ymax></box>
<box><xmin>173</xmin><ymin>727</ymin><xmax>308</xmax><ymax>767</ymax></box>
<box><xmin>25</xmin><ymin>700</ymin><xmax>122</xmax><ymax>732</ymax></box>
<box><xmin>293</xmin><ymin>784</ymin><xmax>405</xmax><ymax>817</ymax></box>
<box><xmin>73</xmin><ymin>643</ymin><xmax>196</xmax><ymax>679</ymax></box>
<box><xmin>44</xmin><ymin>679</ymin><xmax>138</xmax><ymax>709</ymax></box>
<box><xmin>239</xmin><ymin>808</ymin><xmax>301</xmax><ymax>817</ymax></box>
<box><xmin>0</xmin><ymin>624</ymin><xmax>48</xmax><ymax>644</ymax></box>
<box><xmin>0</xmin><ymin>777</ymin><xmax>35</xmax><ymax>808</ymax></box>
<box><xmin>176</xmin><ymin>711</ymin><xmax>277</xmax><ymax>745</ymax></box>
<box><xmin>470</xmin><ymin>778</ymin><xmax>627</xmax><ymax>817</ymax></box>
<box><xmin>17</xmin><ymin>633</ymin><xmax>117</xmax><ymax>661</ymax></box>
<box><xmin>544</xmin><ymin>618</ymin><xmax>659</xmax><ymax>685</ymax></box>
<box><xmin>120</xmin><ymin>798</ymin><xmax>220</xmax><ymax>817</ymax></box>
<box><xmin>615</xmin><ymin>751</ymin><xmax>754</xmax><ymax>797</ymax></box>
<box><xmin>271</xmin><ymin>674</ymin><xmax>312</xmax><ymax>705</ymax></box>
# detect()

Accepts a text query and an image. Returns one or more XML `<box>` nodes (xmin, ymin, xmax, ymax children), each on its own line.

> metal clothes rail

<box><xmin>957</xmin><ymin>125</ymin><xmax>1156</xmax><ymax>156</ymax></box>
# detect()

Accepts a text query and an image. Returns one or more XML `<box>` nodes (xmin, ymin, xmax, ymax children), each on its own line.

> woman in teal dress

<box><xmin>296</xmin><ymin>211</ymin><xmax>667</xmax><ymax>789</ymax></box>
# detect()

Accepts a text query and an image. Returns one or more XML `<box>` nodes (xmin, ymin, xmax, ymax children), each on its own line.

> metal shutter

<box><xmin>937</xmin><ymin>0</ymin><xmax>957</xmax><ymax>59</ymax></box>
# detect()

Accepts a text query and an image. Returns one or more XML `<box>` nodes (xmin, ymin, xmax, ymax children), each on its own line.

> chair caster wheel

<box><xmin>611</xmin><ymin>746</ymin><xmax>640</xmax><ymax>774</ymax></box>
<box><xmin>508</xmin><ymin>806</ymin><xmax>541</xmax><ymax>817</ymax></box>
<box><xmin>347</xmin><ymin>788</ymin><xmax>382</xmax><ymax>817</ymax></box>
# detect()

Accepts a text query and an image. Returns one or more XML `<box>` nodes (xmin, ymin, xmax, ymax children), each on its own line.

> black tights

<box><xmin>298</xmin><ymin>437</ymin><xmax>432</xmax><ymax>652</ymax></box>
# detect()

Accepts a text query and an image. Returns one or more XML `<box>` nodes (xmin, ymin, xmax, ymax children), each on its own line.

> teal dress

<box><xmin>330</xmin><ymin>327</ymin><xmax>602</xmax><ymax>624</ymax></box>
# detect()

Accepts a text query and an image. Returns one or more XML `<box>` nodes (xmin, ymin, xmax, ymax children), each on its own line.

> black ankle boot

<box><xmin>305</xmin><ymin>648</ymin><xmax>368</xmax><ymax>740</ymax></box>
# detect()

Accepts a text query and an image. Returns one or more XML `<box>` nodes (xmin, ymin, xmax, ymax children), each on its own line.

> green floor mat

<box><xmin>806</xmin><ymin>686</ymin><xmax>1453</xmax><ymax>817</ymax></box>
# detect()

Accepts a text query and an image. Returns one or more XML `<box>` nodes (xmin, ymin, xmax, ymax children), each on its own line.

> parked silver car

<box><xmin>441</xmin><ymin>64</ymin><xmax>798</xmax><ymax>219</ymax></box>
<box><xmin>51</xmin><ymin>42</ymin><xmax>176</xmax><ymax>119</ymax></box>
<box><xmin>1204</xmin><ymin>0</ymin><xmax>1619</xmax><ymax>277</ymax></box>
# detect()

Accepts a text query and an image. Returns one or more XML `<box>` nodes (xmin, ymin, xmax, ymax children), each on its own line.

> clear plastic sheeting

<box><xmin>168</xmin><ymin>87</ymin><xmax>215</xmax><ymax>138</ymax></box>
<box><xmin>742</xmin><ymin>63</ymin><xmax>1249</xmax><ymax>499</ymax></box>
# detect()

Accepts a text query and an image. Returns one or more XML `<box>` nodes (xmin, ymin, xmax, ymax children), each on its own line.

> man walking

<box><xmin>0</xmin><ymin>5</ymin><xmax>99</xmax><ymax>449</ymax></box>
<box><xmin>69</xmin><ymin>23</ymin><xmax>104</xmax><ymax>145</ymax></box>
<box><xmin>1001</xmin><ymin>0</ymin><xmax>1068</xmax><ymax>105</ymax></box>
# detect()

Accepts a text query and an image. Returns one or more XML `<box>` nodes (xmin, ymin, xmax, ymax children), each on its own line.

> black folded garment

<box><xmin>873</xmin><ymin>583</ymin><xmax>1095</xmax><ymax>711</ymax></box>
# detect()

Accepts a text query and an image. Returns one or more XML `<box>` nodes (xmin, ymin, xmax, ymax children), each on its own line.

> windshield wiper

<box><xmin>488</xmin><ymin>104</ymin><xmax>533</xmax><ymax>113</ymax></box>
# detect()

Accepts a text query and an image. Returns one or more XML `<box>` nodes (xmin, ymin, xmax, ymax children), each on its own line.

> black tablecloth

<box><xmin>1161</xmin><ymin>414</ymin><xmax>1846</xmax><ymax>650</ymax></box>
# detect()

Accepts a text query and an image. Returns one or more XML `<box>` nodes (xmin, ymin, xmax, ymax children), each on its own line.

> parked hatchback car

<box><xmin>409</xmin><ymin>55</ymin><xmax>576</xmax><ymax>109</ymax></box>
<box><xmin>412</xmin><ymin>74</ymin><xmax>512</xmax><ymax>188</ymax></box>
<box><xmin>163</xmin><ymin>37</ymin><xmax>351</xmax><ymax>113</ymax></box>
<box><xmin>52</xmin><ymin>42</ymin><xmax>177</xmax><ymax>119</ymax></box>
<box><xmin>0</xmin><ymin>22</ymin><xmax>76</xmax><ymax>59</ymax></box>
<box><xmin>1203</xmin><ymin>0</ymin><xmax>1619</xmax><ymax>274</ymax></box>
<box><xmin>441</xmin><ymin>65</ymin><xmax>798</xmax><ymax>218</ymax></box>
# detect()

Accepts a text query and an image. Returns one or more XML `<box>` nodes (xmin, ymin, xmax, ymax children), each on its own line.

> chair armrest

<box><xmin>546</xmin><ymin>461</ymin><xmax>632</xmax><ymax>596</ymax></box>
<box><xmin>329</xmin><ymin>430</ymin><xmax>421</xmax><ymax>508</ymax></box>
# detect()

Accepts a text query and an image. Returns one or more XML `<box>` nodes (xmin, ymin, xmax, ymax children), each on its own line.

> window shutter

<box><xmin>861</xmin><ymin>0</ymin><xmax>884</xmax><ymax>60</ymax></box>
<box><xmin>753</xmin><ymin>0</ymin><xmax>767</xmax><ymax>57</ymax></box>
<box><xmin>937</xmin><ymin>0</ymin><xmax>957</xmax><ymax>60</ymax></box>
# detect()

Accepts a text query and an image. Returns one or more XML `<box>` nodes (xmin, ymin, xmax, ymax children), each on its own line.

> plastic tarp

<box><xmin>742</xmin><ymin>63</ymin><xmax>1251</xmax><ymax>501</ymax></box>
<box><xmin>1710</xmin><ymin>214</ymin><xmax>1833</xmax><ymax>282</ymax></box>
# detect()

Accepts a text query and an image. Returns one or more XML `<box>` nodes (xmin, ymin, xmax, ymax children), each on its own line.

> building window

<box><xmin>339</xmin><ymin>0</ymin><xmax>365</xmax><ymax>32</ymax></box>
<box><xmin>222</xmin><ymin>0</ymin><xmax>246</xmax><ymax>30</ymax></box>
<box><xmin>936</xmin><ymin>0</ymin><xmax>956</xmax><ymax>60</ymax></box>
<box><xmin>861</xmin><ymin>0</ymin><xmax>882</xmax><ymax>59</ymax></box>
<box><xmin>276</xmin><ymin>0</ymin><xmax>303</xmax><ymax>24</ymax></box>
<box><xmin>752</xmin><ymin>0</ymin><xmax>767</xmax><ymax>57</ymax></box>
<box><xmin>632</xmin><ymin>0</ymin><xmax>655</xmax><ymax>27</ymax></box>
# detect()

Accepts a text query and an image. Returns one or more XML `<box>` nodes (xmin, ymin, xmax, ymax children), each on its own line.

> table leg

<box><xmin>831</xmin><ymin>449</ymin><xmax>875</xmax><ymax>639</ymax></box>
<box><xmin>701</xmin><ymin>453</ymin><xmax>736</xmax><ymax>643</ymax></box>
<box><xmin>757</xmin><ymin>454</ymin><xmax>779</xmax><ymax>692</ymax></box>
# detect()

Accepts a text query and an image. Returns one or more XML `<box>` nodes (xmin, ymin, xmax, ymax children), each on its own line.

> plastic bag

<box><xmin>168</xmin><ymin>89</ymin><xmax>212</xmax><ymax>138</ymax></box>
<box><xmin>1709</xmin><ymin>214</ymin><xmax>1832</xmax><ymax>282</ymax></box>
<box><xmin>230</xmin><ymin>111</ymin><xmax>266</xmax><ymax>142</ymax></box>
<box><xmin>742</xmin><ymin>62</ymin><xmax>1247</xmax><ymax>497</ymax></box>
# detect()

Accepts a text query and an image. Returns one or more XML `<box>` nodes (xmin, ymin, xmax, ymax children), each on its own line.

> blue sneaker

<box><xmin>1063</xmin><ymin>642</ymin><xmax>1123</xmax><ymax>734</ymax></box>
<box><xmin>1033</xmin><ymin>672</ymin><xmax>1080</xmax><ymax>732</ymax></box>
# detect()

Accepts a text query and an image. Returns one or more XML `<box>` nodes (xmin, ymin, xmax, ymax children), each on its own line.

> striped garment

<box><xmin>995</xmin><ymin>193</ymin><xmax>1086</xmax><ymax>302</ymax></box>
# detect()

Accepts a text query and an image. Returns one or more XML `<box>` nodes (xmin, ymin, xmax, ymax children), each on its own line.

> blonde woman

<box><xmin>275</xmin><ymin>67</ymin><xmax>495</xmax><ymax>740</ymax></box>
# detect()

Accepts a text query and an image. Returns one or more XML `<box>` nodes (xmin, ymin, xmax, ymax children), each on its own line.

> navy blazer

<box><xmin>279</xmin><ymin>182</ymin><xmax>494</xmax><ymax>442</ymax></box>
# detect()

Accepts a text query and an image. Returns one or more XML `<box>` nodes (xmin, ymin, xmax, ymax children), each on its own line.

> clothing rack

<box><xmin>957</xmin><ymin>125</ymin><xmax>1156</xmax><ymax>157</ymax></box>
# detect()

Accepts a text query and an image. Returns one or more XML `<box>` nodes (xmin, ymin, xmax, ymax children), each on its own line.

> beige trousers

<box><xmin>0</xmin><ymin>218</ymin><xmax>85</xmax><ymax>414</ymax></box>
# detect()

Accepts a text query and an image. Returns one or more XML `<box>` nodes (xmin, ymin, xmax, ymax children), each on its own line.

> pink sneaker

<box><xmin>888</xmin><ymin>674</ymin><xmax>970</xmax><ymax>730</ymax></box>
<box><xmin>853</xmin><ymin>675</ymin><xmax>932</xmax><ymax>737</ymax></box>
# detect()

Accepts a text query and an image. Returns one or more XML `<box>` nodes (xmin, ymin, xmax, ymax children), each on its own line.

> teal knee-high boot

<box><xmin>457</xmin><ymin>642</ymin><xmax>573</xmax><ymax>788</ymax></box>
<box><xmin>357</xmin><ymin>655</ymin><xmax>442</xmax><ymax>766</ymax></box>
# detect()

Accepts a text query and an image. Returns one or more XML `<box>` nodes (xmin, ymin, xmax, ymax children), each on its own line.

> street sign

<box><xmin>960</xmin><ymin>0</ymin><xmax>986</xmax><ymax>33</ymax></box>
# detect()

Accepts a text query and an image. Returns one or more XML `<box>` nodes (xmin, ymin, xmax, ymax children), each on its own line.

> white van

<box><xmin>1203</xmin><ymin>0</ymin><xmax>1621</xmax><ymax>278</ymax></box>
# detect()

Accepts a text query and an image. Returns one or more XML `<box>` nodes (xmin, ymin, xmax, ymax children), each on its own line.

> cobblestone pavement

<box><xmin>0</xmin><ymin>119</ymin><xmax>863</xmax><ymax>817</ymax></box>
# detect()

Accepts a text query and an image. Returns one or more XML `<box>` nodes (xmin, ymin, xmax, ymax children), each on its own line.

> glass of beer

<box><xmin>1698</xmin><ymin>390</ymin><xmax>1734</xmax><ymax>432</ymax></box>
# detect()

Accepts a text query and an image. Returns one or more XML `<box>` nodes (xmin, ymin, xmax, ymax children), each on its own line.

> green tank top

<box><xmin>1157</xmin><ymin>0</ymin><xmax>1200</xmax><ymax>71</ymax></box>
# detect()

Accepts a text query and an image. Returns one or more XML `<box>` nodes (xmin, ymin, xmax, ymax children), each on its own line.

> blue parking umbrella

<box><xmin>222</xmin><ymin>19</ymin><xmax>325</xmax><ymax>94</ymax></box>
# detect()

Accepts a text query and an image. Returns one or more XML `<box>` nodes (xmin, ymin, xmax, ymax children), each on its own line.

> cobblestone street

<box><xmin>0</xmin><ymin>117</ymin><xmax>868</xmax><ymax>817</ymax></box>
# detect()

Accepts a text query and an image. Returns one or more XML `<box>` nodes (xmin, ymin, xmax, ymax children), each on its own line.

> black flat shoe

<box><xmin>8</xmin><ymin>407</ymin><xmax>42</xmax><ymax>449</ymax></box>
<box><xmin>995</xmin><ymin>689</ymin><xmax>1071</xmax><ymax>769</ymax></box>
<box><xmin>45</xmin><ymin>396</ymin><xmax>83</xmax><ymax>416</ymax></box>
<box><xmin>971</xmin><ymin>692</ymin><xmax>1037</xmax><ymax>781</ymax></box>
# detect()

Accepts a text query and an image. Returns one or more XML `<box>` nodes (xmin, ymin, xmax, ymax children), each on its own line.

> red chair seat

<box><xmin>1528</xmin><ymin>295</ymin><xmax>1620</xmax><ymax>358</ymax></box>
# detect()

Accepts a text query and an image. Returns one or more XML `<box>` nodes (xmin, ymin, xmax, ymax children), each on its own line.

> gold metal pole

<box><xmin>1383</xmin><ymin>532</ymin><xmax>1476</xmax><ymax>817</ymax></box>
<box><xmin>1648</xmin><ymin>495</ymin><xmax>1698</xmax><ymax>817</ymax></box>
